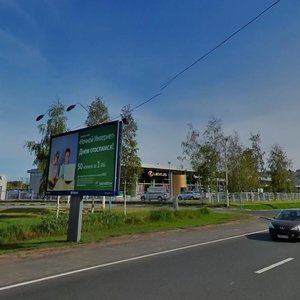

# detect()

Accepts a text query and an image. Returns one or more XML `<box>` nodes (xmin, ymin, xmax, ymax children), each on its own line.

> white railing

<box><xmin>206</xmin><ymin>192</ymin><xmax>300</xmax><ymax>204</ymax></box>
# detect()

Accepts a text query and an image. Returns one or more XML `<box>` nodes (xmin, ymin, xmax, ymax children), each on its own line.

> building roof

<box><xmin>142</xmin><ymin>163</ymin><xmax>193</xmax><ymax>172</ymax></box>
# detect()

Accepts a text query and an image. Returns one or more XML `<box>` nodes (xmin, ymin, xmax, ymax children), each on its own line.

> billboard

<box><xmin>46</xmin><ymin>121</ymin><xmax>122</xmax><ymax>196</ymax></box>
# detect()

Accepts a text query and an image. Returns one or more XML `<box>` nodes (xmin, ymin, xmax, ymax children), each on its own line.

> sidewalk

<box><xmin>0</xmin><ymin>214</ymin><xmax>269</xmax><ymax>288</ymax></box>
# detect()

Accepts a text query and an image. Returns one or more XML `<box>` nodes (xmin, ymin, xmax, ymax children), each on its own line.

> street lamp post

<box><xmin>168</xmin><ymin>162</ymin><xmax>178</xmax><ymax>210</ymax></box>
<box><xmin>225</xmin><ymin>137</ymin><xmax>229</xmax><ymax>208</ymax></box>
<box><xmin>168</xmin><ymin>161</ymin><xmax>171</xmax><ymax>197</ymax></box>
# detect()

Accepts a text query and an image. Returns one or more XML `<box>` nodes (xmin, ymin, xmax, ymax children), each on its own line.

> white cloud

<box><xmin>0</xmin><ymin>27</ymin><xmax>44</xmax><ymax>67</ymax></box>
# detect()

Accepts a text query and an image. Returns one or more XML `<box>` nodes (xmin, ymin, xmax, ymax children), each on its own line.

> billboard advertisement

<box><xmin>46</xmin><ymin>121</ymin><xmax>122</xmax><ymax>196</ymax></box>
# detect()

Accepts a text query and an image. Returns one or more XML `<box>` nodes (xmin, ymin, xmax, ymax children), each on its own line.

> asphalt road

<box><xmin>0</xmin><ymin>211</ymin><xmax>298</xmax><ymax>300</ymax></box>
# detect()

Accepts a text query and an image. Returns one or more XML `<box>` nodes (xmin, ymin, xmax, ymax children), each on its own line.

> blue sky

<box><xmin>0</xmin><ymin>0</ymin><xmax>299</xmax><ymax>181</ymax></box>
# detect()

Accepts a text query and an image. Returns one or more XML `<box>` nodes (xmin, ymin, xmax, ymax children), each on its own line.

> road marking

<box><xmin>0</xmin><ymin>229</ymin><xmax>267</xmax><ymax>292</ymax></box>
<box><xmin>255</xmin><ymin>258</ymin><xmax>294</xmax><ymax>274</ymax></box>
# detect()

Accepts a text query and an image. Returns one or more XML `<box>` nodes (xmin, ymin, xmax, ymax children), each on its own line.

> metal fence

<box><xmin>3</xmin><ymin>190</ymin><xmax>35</xmax><ymax>200</ymax></box>
<box><xmin>207</xmin><ymin>192</ymin><xmax>300</xmax><ymax>204</ymax></box>
<box><xmin>2</xmin><ymin>189</ymin><xmax>300</xmax><ymax>203</ymax></box>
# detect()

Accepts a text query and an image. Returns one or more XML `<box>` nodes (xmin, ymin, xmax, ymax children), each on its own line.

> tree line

<box><xmin>26</xmin><ymin>102</ymin><xmax>295</xmax><ymax>196</ymax></box>
<box><xmin>178</xmin><ymin>116</ymin><xmax>295</xmax><ymax>193</ymax></box>
<box><xmin>25</xmin><ymin>98</ymin><xmax>141</xmax><ymax>196</ymax></box>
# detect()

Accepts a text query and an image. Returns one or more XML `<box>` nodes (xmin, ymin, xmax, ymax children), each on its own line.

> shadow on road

<box><xmin>246</xmin><ymin>232</ymin><xmax>300</xmax><ymax>243</ymax></box>
<box><xmin>246</xmin><ymin>232</ymin><xmax>273</xmax><ymax>242</ymax></box>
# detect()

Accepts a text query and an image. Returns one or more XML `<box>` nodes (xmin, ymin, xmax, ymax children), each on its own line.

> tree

<box><xmin>25</xmin><ymin>100</ymin><xmax>67</xmax><ymax>195</ymax></box>
<box><xmin>85</xmin><ymin>97</ymin><xmax>110</xmax><ymax>127</ymax></box>
<box><xmin>120</xmin><ymin>105</ymin><xmax>142</xmax><ymax>196</ymax></box>
<box><xmin>267</xmin><ymin>144</ymin><xmax>294</xmax><ymax>192</ymax></box>
<box><xmin>7</xmin><ymin>180</ymin><xmax>28</xmax><ymax>190</ymax></box>
<box><xmin>227</xmin><ymin>132</ymin><xmax>243</xmax><ymax>192</ymax></box>
<box><xmin>249</xmin><ymin>132</ymin><xmax>265</xmax><ymax>186</ymax></box>
<box><xmin>180</xmin><ymin>124</ymin><xmax>201</xmax><ymax>172</ymax></box>
<box><xmin>180</xmin><ymin>116</ymin><xmax>224</xmax><ymax>192</ymax></box>
<box><xmin>239</xmin><ymin>148</ymin><xmax>259</xmax><ymax>191</ymax></box>
<box><xmin>84</xmin><ymin>97</ymin><xmax>110</xmax><ymax>212</ymax></box>
<box><xmin>228</xmin><ymin>132</ymin><xmax>265</xmax><ymax>192</ymax></box>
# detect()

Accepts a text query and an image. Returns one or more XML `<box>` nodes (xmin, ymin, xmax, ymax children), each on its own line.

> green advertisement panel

<box><xmin>46</xmin><ymin>121</ymin><xmax>122</xmax><ymax>196</ymax></box>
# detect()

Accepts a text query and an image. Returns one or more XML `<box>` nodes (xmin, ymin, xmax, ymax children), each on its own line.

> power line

<box><xmin>129</xmin><ymin>93</ymin><xmax>162</xmax><ymax>113</ymax></box>
<box><xmin>160</xmin><ymin>0</ymin><xmax>281</xmax><ymax>90</ymax></box>
<box><xmin>71</xmin><ymin>0</ymin><xmax>281</xmax><ymax>128</ymax></box>
<box><xmin>108</xmin><ymin>93</ymin><xmax>163</xmax><ymax>121</ymax></box>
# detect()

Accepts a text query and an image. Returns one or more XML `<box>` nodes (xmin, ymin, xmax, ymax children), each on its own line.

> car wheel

<box><xmin>141</xmin><ymin>196</ymin><xmax>145</xmax><ymax>201</ymax></box>
<box><xmin>178</xmin><ymin>196</ymin><xmax>182</xmax><ymax>200</ymax></box>
<box><xmin>157</xmin><ymin>196</ymin><xmax>162</xmax><ymax>201</ymax></box>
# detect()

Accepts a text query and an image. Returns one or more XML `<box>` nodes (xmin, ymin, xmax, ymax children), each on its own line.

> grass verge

<box><xmin>230</xmin><ymin>200</ymin><xmax>300</xmax><ymax>210</ymax></box>
<box><xmin>0</xmin><ymin>207</ymin><xmax>247</xmax><ymax>254</ymax></box>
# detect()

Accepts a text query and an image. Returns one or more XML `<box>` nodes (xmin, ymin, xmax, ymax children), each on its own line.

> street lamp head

<box><xmin>121</xmin><ymin>117</ymin><xmax>129</xmax><ymax>125</ymax></box>
<box><xmin>36</xmin><ymin>114</ymin><xmax>45</xmax><ymax>122</ymax></box>
<box><xmin>66</xmin><ymin>104</ymin><xmax>77</xmax><ymax>112</ymax></box>
<box><xmin>66</xmin><ymin>103</ymin><xmax>89</xmax><ymax>113</ymax></box>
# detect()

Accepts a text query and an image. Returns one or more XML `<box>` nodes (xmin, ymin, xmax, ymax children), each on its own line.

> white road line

<box><xmin>255</xmin><ymin>258</ymin><xmax>294</xmax><ymax>274</ymax></box>
<box><xmin>0</xmin><ymin>229</ymin><xmax>267</xmax><ymax>292</ymax></box>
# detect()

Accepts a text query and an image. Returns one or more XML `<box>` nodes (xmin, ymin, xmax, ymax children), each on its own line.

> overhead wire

<box><xmin>71</xmin><ymin>0</ymin><xmax>281</xmax><ymax>128</ymax></box>
<box><xmin>126</xmin><ymin>0</ymin><xmax>281</xmax><ymax>116</ymax></box>
<box><xmin>160</xmin><ymin>0</ymin><xmax>281</xmax><ymax>90</ymax></box>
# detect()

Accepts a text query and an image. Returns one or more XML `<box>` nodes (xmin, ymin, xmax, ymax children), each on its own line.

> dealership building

<box><xmin>137</xmin><ymin>163</ymin><xmax>199</xmax><ymax>195</ymax></box>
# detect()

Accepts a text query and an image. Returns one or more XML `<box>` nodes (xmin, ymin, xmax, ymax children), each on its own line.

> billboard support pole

<box><xmin>67</xmin><ymin>195</ymin><xmax>83</xmax><ymax>242</ymax></box>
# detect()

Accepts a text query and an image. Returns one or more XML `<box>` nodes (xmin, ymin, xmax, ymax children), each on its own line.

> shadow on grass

<box><xmin>261</xmin><ymin>204</ymin><xmax>277</xmax><ymax>209</ymax></box>
<box><xmin>0</xmin><ymin>208</ymin><xmax>50</xmax><ymax>214</ymax></box>
<box><xmin>0</xmin><ymin>239</ymin><xmax>69</xmax><ymax>252</ymax></box>
<box><xmin>0</xmin><ymin>214</ymin><xmax>39</xmax><ymax>220</ymax></box>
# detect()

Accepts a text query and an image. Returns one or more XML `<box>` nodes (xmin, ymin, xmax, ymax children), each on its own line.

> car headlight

<box><xmin>291</xmin><ymin>225</ymin><xmax>300</xmax><ymax>231</ymax></box>
<box><xmin>269</xmin><ymin>223</ymin><xmax>274</xmax><ymax>229</ymax></box>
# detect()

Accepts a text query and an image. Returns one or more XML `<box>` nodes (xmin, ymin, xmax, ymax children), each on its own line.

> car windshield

<box><xmin>276</xmin><ymin>210</ymin><xmax>300</xmax><ymax>221</ymax></box>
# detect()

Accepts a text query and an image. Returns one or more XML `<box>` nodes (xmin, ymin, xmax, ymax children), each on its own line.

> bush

<box><xmin>34</xmin><ymin>214</ymin><xmax>69</xmax><ymax>235</ymax></box>
<box><xmin>83</xmin><ymin>211</ymin><xmax>125</xmax><ymax>229</ymax></box>
<box><xmin>199</xmin><ymin>207</ymin><xmax>210</xmax><ymax>215</ymax></box>
<box><xmin>0</xmin><ymin>224</ymin><xmax>26</xmax><ymax>243</ymax></box>
<box><xmin>173</xmin><ymin>207</ymin><xmax>210</xmax><ymax>219</ymax></box>
<box><xmin>124</xmin><ymin>215</ymin><xmax>145</xmax><ymax>225</ymax></box>
<box><xmin>149</xmin><ymin>209</ymin><xmax>175</xmax><ymax>222</ymax></box>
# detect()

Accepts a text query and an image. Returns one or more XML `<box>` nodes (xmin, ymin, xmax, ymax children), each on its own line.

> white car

<box><xmin>177</xmin><ymin>191</ymin><xmax>201</xmax><ymax>200</ymax></box>
<box><xmin>140</xmin><ymin>190</ymin><xmax>170</xmax><ymax>201</ymax></box>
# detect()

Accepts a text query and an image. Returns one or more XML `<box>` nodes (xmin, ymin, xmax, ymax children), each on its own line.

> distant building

<box><xmin>137</xmin><ymin>163</ymin><xmax>198</xmax><ymax>196</ymax></box>
<box><xmin>27</xmin><ymin>169</ymin><xmax>42</xmax><ymax>196</ymax></box>
<box><xmin>293</xmin><ymin>169</ymin><xmax>300</xmax><ymax>192</ymax></box>
<box><xmin>0</xmin><ymin>175</ymin><xmax>8</xmax><ymax>200</ymax></box>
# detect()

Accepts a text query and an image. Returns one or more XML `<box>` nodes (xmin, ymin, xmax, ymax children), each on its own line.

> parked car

<box><xmin>140</xmin><ymin>187</ymin><xmax>170</xmax><ymax>201</ymax></box>
<box><xmin>269</xmin><ymin>209</ymin><xmax>300</xmax><ymax>240</ymax></box>
<box><xmin>177</xmin><ymin>191</ymin><xmax>201</xmax><ymax>200</ymax></box>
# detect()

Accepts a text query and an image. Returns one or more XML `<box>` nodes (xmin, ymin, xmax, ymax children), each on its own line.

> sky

<box><xmin>0</xmin><ymin>0</ymin><xmax>299</xmax><ymax>181</ymax></box>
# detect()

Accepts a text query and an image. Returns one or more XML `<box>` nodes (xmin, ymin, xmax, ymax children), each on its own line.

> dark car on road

<box><xmin>269</xmin><ymin>209</ymin><xmax>300</xmax><ymax>241</ymax></box>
